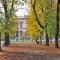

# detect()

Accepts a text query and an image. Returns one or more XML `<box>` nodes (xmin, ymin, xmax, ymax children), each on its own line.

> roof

<box><xmin>17</xmin><ymin>16</ymin><xmax>28</xmax><ymax>20</ymax></box>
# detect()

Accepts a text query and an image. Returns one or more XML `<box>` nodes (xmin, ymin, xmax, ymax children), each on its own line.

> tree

<box><xmin>30</xmin><ymin>0</ymin><xmax>50</xmax><ymax>45</ymax></box>
<box><xmin>1</xmin><ymin>0</ymin><xmax>18</xmax><ymax>46</ymax></box>
<box><xmin>8</xmin><ymin>15</ymin><xmax>18</xmax><ymax>38</ymax></box>
<box><xmin>43</xmin><ymin>0</ymin><xmax>56</xmax><ymax>45</ymax></box>
<box><xmin>27</xmin><ymin>0</ymin><xmax>45</xmax><ymax>44</ymax></box>
<box><xmin>31</xmin><ymin>0</ymin><xmax>44</xmax><ymax>29</ymax></box>
<box><xmin>55</xmin><ymin>0</ymin><xmax>60</xmax><ymax>48</ymax></box>
<box><xmin>0</xmin><ymin>6</ymin><xmax>5</xmax><ymax>50</ymax></box>
<box><xmin>27</xmin><ymin>14</ymin><xmax>43</xmax><ymax>43</ymax></box>
<box><xmin>23</xmin><ymin>0</ymin><xmax>59</xmax><ymax>47</ymax></box>
<box><xmin>0</xmin><ymin>18</ymin><xmax>4</xmax><ymax>51</ymax></box>
<box><xmin>2</xmin><ymin>0</ymin><xmax>13</xmax><ymax>46</ymax></box>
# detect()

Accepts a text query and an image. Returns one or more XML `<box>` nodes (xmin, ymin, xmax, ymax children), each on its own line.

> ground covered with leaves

<box><xmin>0</xmin><ymin>43</ymin><xmax>60</xmax><ymax>60</ymax></box>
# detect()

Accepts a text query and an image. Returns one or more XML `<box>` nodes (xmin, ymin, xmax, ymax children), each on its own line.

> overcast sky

<box><xmin>16</xmin><ymin>0</ymin><xmax>29</xmax><ymax>17</ymax></box>
<box><xmin>0</xmin><ymin>0</ymin><xmax>29</xmax><ymax>17</ymax></box>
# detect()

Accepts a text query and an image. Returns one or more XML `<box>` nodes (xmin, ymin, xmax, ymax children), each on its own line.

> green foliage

<box><xmin>44</xmin><ymin>0</ymin><xmax>57</xmax><ymax>37</ymax></box>
<box><xmin>27</xmin><ymin>0</ymin><xmax>57</xmax><ymax>39</ymax></box>
<box><xmin>0</xmin><ymin>0</ymin><xmax>18</xmax><ymax>38</ymax></box>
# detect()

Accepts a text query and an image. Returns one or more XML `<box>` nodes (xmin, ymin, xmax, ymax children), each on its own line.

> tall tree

<box><xmin>31</xmin><ymin>0</ymin><xmax>44</xmax><ymax>29</ymax></box>
<box><xmin>2</xmin><ymin>0</ymin><xmax>14</xmax><ymax>46</ymax></box>
<box><xmin>0</xmin><ymin>19</ymin><xmax>3</xmax><ymax>51</ymax></box>
<box><xmin>1</xmin><ymin>0</ymin><xmax>18</xmax><ymax>46</ymax></box>
<box><xmin>0</xmin><ymin>3</ymin><xmax>5</xmax><ymax>50</ymax></box>
<box><xmin>55</xmin><ymin>0</ymin><xmax>60</xmax><ymax>48</ymax></box>
<box><xmin>30</xmin><ymin>0</ymin><xmax>50</xmax><ymax>45</ymax></box>
<box><xmin>27</xmin><ymin>14</ymin><xmax>43</xmax><ymax>43</ymax></box>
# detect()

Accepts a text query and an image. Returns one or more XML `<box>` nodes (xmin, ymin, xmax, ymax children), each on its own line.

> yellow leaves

<box><xmin>27</xmin><ymin>13</ymin><xmax>43</xmax><ymax>38</ymax></box>
<box><xmin>31</xmin><ymin>0</ymin><xmax>35</xmax><ymax>5</ymax></box>
<box><xmin>27</xmin><ymin>0</ymin><xmax>57</xmax><ymax>38</ymax></box>
<box><xmin>38</xmin><ymin>11</ymin><xmax>45</xmax><ymax>26</ymax></box>
<box><xmin>27</xmin><ymin>0</ymin><xmax>46</xmax><ymax>38</ymax></box>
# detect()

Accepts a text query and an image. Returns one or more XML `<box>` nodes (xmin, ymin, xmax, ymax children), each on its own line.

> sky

<box><xmin>0</xmin><ymin>0</ymin><xmax>29</xmax><ymax>17</ymax></box>
<box><xmin>16</xmin><ymin>0</ymin><xmax>29</xmax><ymax>17</ymax></box>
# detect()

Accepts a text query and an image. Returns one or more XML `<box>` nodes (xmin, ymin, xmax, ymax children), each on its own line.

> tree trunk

<box><xmin>4</xmin><ymin>33</ymin><xmax>10</xmax><ymax>46</ymax></box>
<box><xmin>32</xmin><ymin>1</ymin><xmax>44</xmax><ymax>29</ymax></box>
<box><xmin>40</xmin><ymin>36</ymin><xmax>42</xmax><ymax>44</ymax></box>
<box><xmin>2</xmin><ymin>0</ymin><xmax>10</xmax><ymax>46</ymax></box>
<box><xmin>46</xmin><ymin>33</ymin><xmax>49</xmax><ymax>46</ymax></box>
<box><xmin>55</xmin><ymin>0</ymin><xmax>60</xmax><ymax>48</ymax></box>
<box><xmin>50</xmin><ymin>31</ymin><xmax>52</xmax><ymax>44</ymax></box>
<box><xmin>0</xmin><ymin>32</ymin><xmax>2</xmax><ymax>51</ymax></box>
<box><xmin>36</xmin><ymin>38</ymin><xmax>39</xmax><ymax>44</ymax></box>
<box><xmin>45</xmin><ymin>23</ymin><xmax>49</xmax><ymax>46</ymax></box>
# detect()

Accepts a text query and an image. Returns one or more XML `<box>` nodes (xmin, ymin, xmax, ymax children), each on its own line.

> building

<box><xmin>16</xmin><ymin>16</ymin><xmax>27</xmax><ymax>39</ymax></box>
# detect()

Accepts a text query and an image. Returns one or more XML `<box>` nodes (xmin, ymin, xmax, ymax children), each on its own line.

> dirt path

<box><xmin>0</xmin><ymin>43</ymin><xmax>60</xmax><ymax>60</ymax></box>
<box><xmin>0</xmin><ymin>52</ymin><xmax>60</xmax><ymax>60</ymax></box>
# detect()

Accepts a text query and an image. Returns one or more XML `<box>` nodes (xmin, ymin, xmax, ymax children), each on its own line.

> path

<box><xmin>0</xmin><ymin>43</ymin><xmax>60</xmax><ymax>60</ymax></box>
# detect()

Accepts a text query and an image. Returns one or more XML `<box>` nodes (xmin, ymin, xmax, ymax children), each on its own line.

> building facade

<box><xmin>17</xmin><ymin>16</ymin><xmax>27</xmax><ymax>39</ymax></box>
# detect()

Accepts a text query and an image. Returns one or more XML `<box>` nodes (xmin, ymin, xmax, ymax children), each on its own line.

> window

<box><xmin>20</xmin><ymin>22</ymin><xmax>23</xmax><ymax>28</ymax></box>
